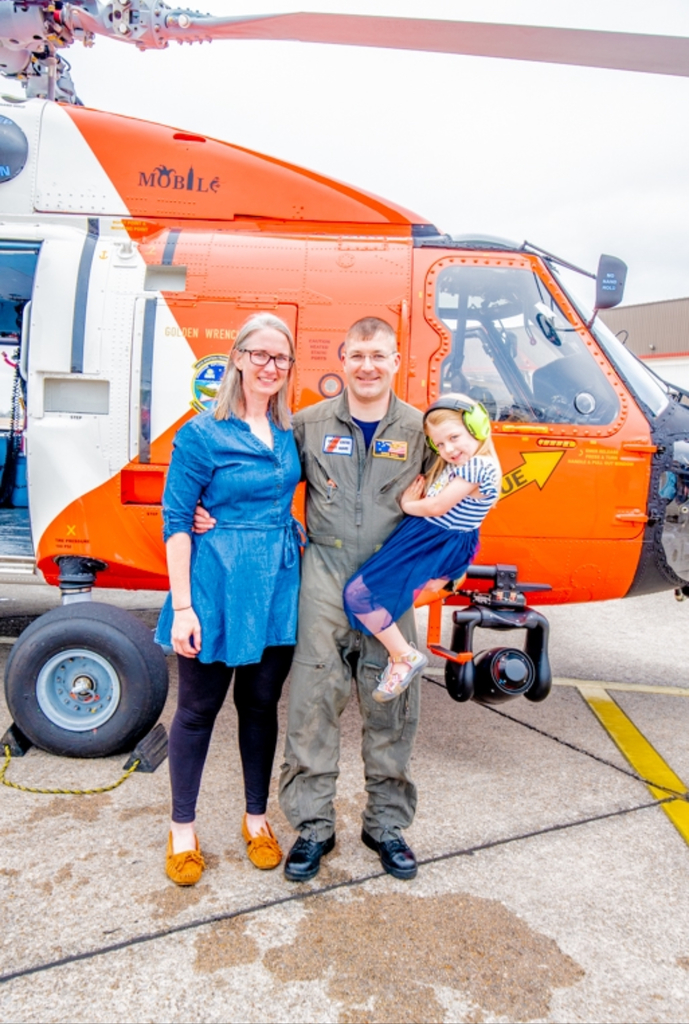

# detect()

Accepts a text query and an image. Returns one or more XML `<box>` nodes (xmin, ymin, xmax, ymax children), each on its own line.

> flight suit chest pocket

<box><xmin>378</xmin><ymin>463</ymin><xmax>418</xmax><ymax>498</ymax></box>
<box><xmin>307</xmin><ymin>453</ymin><xmax>342</xmax><ymax>504</ymax></box>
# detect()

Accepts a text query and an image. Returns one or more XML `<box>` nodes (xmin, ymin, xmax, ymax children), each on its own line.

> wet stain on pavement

<box><xmin>25</xmin><ymin>793</ymin><xmax>113</xmax><ymax>825</ymax></box>
<box><xmin>223</xmin><ymin>843</ymin><xmax>249</xmax><ymax>867</ymax></box>
<box><xmin>310</xmin><ymin>858</ymin><xmax>353</xmax><ymax>887</ymax></box>
<box><xmin>262</xmin><ymin>891</ymin><xmax>584</xmax><ymax>1023</ymax></box>
<box><xmin>194</xmin><ymin>918</ymin><xmax>260</xmax><ymax>973</ymax></box>
<box><xmin>144</xmin><ymin>882</ymin><xmax>213</xmax><ymax>920</ymax></box>
<box><xmin>32</xmin><ymin>863</ymin><xmax>75</xmax><ymax>897</ymax></box>
<box><xmin>118</xmin><ymin>802</ymin><xmax>169</xmax><ymax>821</ymax></box>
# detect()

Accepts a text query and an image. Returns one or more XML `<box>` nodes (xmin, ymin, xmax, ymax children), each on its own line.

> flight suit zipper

<box><xmin>353</xmin><ymin>422</ymin><xmax>368</xmax><ymax>528</ymax></box>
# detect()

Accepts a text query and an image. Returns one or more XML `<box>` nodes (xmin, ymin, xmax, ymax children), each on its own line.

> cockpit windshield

<box><xmin>433</xmin><ymin>265</ymin><xmax>620</xmax><ymax>425</ymax></box>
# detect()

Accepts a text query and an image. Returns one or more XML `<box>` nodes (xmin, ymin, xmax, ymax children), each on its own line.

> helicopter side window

<box><xmin>434</xmin><ymin>265</ymin><xmax>620</xmax><ymax>425</ymax></box>
<box><xmin>0</xmin><ymin>241</ymin><xmax>39</xmax><ymax>369</ymax></box>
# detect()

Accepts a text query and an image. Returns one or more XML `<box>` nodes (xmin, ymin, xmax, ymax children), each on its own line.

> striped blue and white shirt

<box><xmin>426</xmin><ymin>455</ymin><xmax>500</xmax><ymax>532</ymax></box>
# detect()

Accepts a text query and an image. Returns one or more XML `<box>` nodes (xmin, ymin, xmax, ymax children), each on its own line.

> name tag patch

<box><xmin>373</xmin><ymin>439</ymin><xmax>408</xmax><ymax>461</ymax></box>
<box><xmin>323</xmin><ymin>434</ymin><xmax>354</xmax><ymax>456</ymax></box>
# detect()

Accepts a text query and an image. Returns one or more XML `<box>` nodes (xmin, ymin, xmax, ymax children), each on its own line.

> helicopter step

<box><xmin>0</xmin><ymin>554</ymin><xmax>35</xmax><ymax>577</ymax></box>
<box><xmin>432</xmin><ymin>564</ymin><xmax>553</xmax><ymax>705</ymax></box>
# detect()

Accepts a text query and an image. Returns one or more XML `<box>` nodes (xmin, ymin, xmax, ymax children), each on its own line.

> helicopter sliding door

<box><xmin>421</xmin><ymin>253</ymin><xmax>653</xmax><ymax>602</ymax></box>
<box><xmin>0</xmin><ymin>240</ymin><xmax>40</xmax><ymax>568</ymax></box>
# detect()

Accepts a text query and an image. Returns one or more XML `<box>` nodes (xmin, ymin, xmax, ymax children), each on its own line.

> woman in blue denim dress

<box><xmin>155</xmin><ymin>313</ymin><xmax>302</xmax><ymax>884</ymax></box>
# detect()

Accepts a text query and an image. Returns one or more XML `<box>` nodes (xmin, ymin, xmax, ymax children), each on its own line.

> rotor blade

<box><xmin>161</xmin><ymin>12</ymin><xmax>689</xmax><ymax>78</ymax></box>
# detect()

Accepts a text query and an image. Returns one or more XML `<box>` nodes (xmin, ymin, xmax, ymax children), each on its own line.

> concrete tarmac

<box><xmin>0</xmin><ymin>582</ymin><xmax>688</xmax><ymax>1023</ymax></box>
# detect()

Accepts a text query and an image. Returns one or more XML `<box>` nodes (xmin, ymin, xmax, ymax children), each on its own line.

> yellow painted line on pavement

<box><xmin>577</xmin><ymin>683</ymin><xmax>689</xmax><ymax>846</ymax></box>
<box><xmin>554</xmin><ymin>677</ymin><xmax>689</xmax><ymax>697</ymax></box>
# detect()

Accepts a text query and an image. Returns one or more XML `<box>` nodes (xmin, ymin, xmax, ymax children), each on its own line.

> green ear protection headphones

<box><xmin>423</xmin><ymin>394</ymin><xmax>491</xmax><ymax>452</ymax></box>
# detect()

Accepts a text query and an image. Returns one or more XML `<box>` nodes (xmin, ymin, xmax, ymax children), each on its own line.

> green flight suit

<box><xmin>279</xmin><ymin>390</ymin><xmax>432</xmax><ymax>843</ymax></box>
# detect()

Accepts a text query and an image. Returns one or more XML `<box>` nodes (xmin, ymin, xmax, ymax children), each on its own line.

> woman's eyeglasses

<box><xmin>244</xmin><ymin>349</ymin><xmax>294</xmax><ymax>372</ymax></box>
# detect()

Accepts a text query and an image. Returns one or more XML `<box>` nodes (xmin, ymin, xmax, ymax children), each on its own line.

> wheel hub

<box><xmin>36</xmin><ymin>650</ymin><xmax>121</xmax><ymax>732</ymax></box>
<box><xmin>70</xmin><ymin>675</ymin><xmax>96</xmax><ymax>698</ymax></box>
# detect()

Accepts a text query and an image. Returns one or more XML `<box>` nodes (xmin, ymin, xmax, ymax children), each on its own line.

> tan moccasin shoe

<box><xmin>165</xmin><ymin>831</ymin><xmax>205</xmax><ymax>886</ymax></box>
<box><xmin>242</xmin><ymin>815</ymin><xmax>283</xmax><ymax>870</ymax></box>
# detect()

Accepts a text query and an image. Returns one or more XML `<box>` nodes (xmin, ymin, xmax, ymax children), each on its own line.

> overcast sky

<box><xmin>16</xmin><ymin>0</ymin><xmax>689</xmax><ymax>307</ymax></box>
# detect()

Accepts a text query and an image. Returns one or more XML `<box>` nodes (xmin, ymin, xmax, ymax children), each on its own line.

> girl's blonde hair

<box><xmin>424</xmin><ymin>403</ymin><xmax>502</xmax><ymax>492</ymax></box>
<box><xmin>213</xmin><ymin>313</ymin><xmax>295</xmax><ymax>430</ymax></box>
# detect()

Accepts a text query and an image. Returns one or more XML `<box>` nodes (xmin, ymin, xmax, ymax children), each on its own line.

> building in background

<box><xmin>600</xmin><ymin>298</ymin><xmax>689</xmax><ymax>391</ymax></box>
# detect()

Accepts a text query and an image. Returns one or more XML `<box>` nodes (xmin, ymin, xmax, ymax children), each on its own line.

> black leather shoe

<box><xmin>284</xmin><ymin>833</ymin><xmax>336</xmax><ymax>882</ymax></box>
<box><xmin>361</xmin><ymin>829</ymin><xmax>418</xmax><ymax>880</ymax></box>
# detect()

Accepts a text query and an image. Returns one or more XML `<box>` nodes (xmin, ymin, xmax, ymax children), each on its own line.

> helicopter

<box><xmin>0</xmin><ymin>4</ymin><xmax>688</xmax><ymax>760</ymax></box>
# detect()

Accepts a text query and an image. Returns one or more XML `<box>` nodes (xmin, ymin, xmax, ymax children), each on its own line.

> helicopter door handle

<box><xmin>500</xmin><ymin>424</ymin><xmax>550</xmax><ymax>435</ymax></box>
<box><xmin>614</xmin><ymin>510</ymin><xmax>649</xmax><ymax>523</ymax></box>
<box><xmin>138</xmin><ymin>298</ymin><xmax>157</xmax><ymax>464</ymax></box>
<box><xmin>398</xmin><ymin>298</ymin><xmax>410</xmax><ymax>351</ymax></box>
<box><xmin>621</xmin><ymin>442</ymin><xmax>658</xmax><ymax>455</ymax></box>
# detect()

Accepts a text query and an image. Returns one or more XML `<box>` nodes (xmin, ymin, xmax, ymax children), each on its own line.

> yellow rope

<box><xmin>1</xmin><ymin>744</ymin><xmax>140</xmax><ymax>795</ymax></box>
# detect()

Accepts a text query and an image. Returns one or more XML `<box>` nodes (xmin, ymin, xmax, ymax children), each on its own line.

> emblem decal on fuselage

<box><xmin>139</xmin><ymin>166</ymin><xmax>220</xmax><ymax>193</ymax></box>
<box><xmin>191</xmin><ymin>354</ymin><xmax>228</xmax><ymax>413</ymax></box>
<box><xmin>318</xmin><ymin>373</ymin><xmax>344</xmax><ymax>398</ymax></box>
<box><xmin>0</xmin><ymin>116</ymin><xmax>28</xmax><ymax>184</ymax></box>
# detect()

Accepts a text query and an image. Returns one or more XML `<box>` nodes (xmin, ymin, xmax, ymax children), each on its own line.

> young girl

<box><xmin>343</xmin><ymin>394</ymin><xmax>501</xmax><ymax>701</ymax></box>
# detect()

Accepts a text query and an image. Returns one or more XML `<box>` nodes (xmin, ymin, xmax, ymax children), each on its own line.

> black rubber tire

<box><xmin>4</xmin><ymin>603</ymin><xmax>169</xmax><ymax>758</ymax></box>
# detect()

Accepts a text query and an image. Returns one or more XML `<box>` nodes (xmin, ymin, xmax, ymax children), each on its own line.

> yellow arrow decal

<box><xmin>500</xmin><ymin>450</ymin><xmax>565</xmax><ymax>501</ymax></box>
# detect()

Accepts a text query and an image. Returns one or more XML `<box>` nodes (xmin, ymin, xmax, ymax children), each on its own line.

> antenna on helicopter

<box><xmin>1</xmin><ymin>2</ymin><xmax>689</xmax><ymax>105</ymax></box>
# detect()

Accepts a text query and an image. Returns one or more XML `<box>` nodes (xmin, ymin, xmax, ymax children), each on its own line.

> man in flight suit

<box><xmin>280</xmin><ymin>316</ymin><xmax>433</xmax><ymax>882</ymax></box>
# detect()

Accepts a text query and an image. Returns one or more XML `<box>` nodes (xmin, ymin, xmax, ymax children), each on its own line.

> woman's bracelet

<box><xmin>172</xmin><ymin>605</ymin><xmax>192</xmax><ymax>612</ymax></box>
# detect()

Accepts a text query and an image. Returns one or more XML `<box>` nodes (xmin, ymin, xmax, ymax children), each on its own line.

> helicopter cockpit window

<box><xmin>589</xmin><ymin>317</ymin><xmax>669</xmax><ymax>418</ymax></box>
<box><xmin>433</xmin><ymin>265</ymin><xmax>620</xmax><ymax>425</ymax></box>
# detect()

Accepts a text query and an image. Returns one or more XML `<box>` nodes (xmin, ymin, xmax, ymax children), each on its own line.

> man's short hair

<box><xmin>344</xmin><ymin>317</ymin><xmax>397</xmax><ymax>349</ymax></box>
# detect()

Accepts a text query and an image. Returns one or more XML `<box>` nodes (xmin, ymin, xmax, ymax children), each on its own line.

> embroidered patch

<box><xmin>373</xmin><ymin>439</ymin><xmax>408</xmax><ymax>460</ymax></box>
<box><xmin>323</xmin><ymin>434</ymin><xmax>354</xmax><ymax>456</ymax></box>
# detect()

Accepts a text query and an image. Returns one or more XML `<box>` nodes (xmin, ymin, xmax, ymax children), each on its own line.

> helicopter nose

<box><xmin>658</xmin><ymin>439</ymin><xmax>689</xmax><ymax>586</ymax></box>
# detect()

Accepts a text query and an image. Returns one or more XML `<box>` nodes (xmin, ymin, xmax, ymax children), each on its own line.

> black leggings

<box><xmin>168</xmin><ymin>645</ymin><xmax>294</xmax><ymax>823</ymax></box>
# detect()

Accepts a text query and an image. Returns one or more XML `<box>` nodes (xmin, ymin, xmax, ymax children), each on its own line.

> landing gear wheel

<box><xmin>4</xmin><ymin>603</ymin><xmax>169</xmax><ymax>758</ymax></box>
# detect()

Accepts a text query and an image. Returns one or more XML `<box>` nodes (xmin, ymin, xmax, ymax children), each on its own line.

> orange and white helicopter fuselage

<box><xmin>1</xmin><ymin>97</ymin><xmax>688</xmax><ymax>755</ymax></box>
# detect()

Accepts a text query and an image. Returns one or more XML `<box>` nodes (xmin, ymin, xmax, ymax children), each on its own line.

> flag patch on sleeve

<box><xmin>373</xmin><ymin>439</ymin><xmax>408</xmax><ymax>460</ymax></box>
<box><xmin>323</xmin><ymin>435</ymin><xmax>354</xmax><ymax>456</ymax></box>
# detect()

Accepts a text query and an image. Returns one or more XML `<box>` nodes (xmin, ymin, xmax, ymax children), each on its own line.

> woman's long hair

<box><xmin>424</xmin><ymin>405</ymin><xmax>502</xmax><ymax>494</ymax></box>
<box><xmin>213</xmin><ymin>313</ymin><xmax>295</xmax><ymax>430</ymax></box>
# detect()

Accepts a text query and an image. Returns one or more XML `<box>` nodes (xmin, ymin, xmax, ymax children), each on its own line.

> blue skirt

<box><xmin>343</xmin><ymin>516</ymin><xmax>479</xmax><ymax>635</ymax></box>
